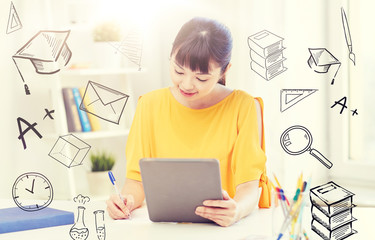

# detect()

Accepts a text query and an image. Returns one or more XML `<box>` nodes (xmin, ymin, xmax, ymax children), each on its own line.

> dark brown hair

<box><xmin>170</xmin><ymin>17</ymin><xmax>233</xmax><ymax>85</ymax></box>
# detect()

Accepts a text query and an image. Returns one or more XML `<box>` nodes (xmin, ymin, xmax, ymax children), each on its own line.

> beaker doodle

<box><xmin>94</xmin><ymin>210</ymin><xmax>106</xmax><ymax>240</ymax></box>
<box><xmin>70</xmin><ymin>206</ymin><xmax>89</xmax><ymax>240</ymax></box>
<box><xmin>280</xmin><ymin>125</ymin><xmax>333</xmax><ymax>169</ymax></box>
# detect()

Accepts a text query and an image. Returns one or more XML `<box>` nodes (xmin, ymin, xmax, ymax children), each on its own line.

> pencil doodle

<box><xmin>280</xmin><ymin>89</ymin><xmax>318</xmax><ymax>112</ymax></box>
<box><xmin>94</xmin><ymin>210</ymin><xmax>106</xmax><ymax>240</ymax></box>
<box><xmin>280</xmin><ymin>125</ymin><xmax>333</xmax><ymax>169</ymax></box>
<box><xmin>310</xmin><ymin>181</ymin><xmax>357</xmax><ymax>240</ymax></box>
<box><xmin>108</xmin><ymin>28</ymin><xmax>143</xmax><ymax>70</ymax></box>
<box><xmin>307</xmin><ymin>48</ymin><xmax>341</xmax><ymax>85</ymax></box>
<box><xmin>43</xmin><ymin>108</ymin><xmax>55</xmax><ymax>120</ymax></box>
<box><xmin>79</xmin><ymin>81</ymin><xmax>129</xmax><ymax>125</ymax></box>
<box><xmin>48</xmin><ymin>134</ymin><xmax>91</xmax><ymax>168</ymax></box>
<box><xmin>13</xmin><ymin>30</ymin><xmax>72</xmax><ymax>95</ymax></box>
<box><xmin>247</xmin><ymin>30</ymin><xmax>287</xmax><ymax>80</ymax></box>
<box><xmin>331</xmin><ymin>96</ymin><xmax>358</xmax><ymax>116</ymax></box>
<box><xmin>6</xmin><ymin>1</ymin><xmax>22</xmax><ymax>34</ymax></box>
<box><xmin>17</xmin><ymin>117</ymin><xmax>43</xmax><ymax>150</ymax></box>
<box><xmin>341</xmin><ymin>7</ymin><xmax>355</xmax><ymax>66</ymax></box>
<box><xmin>12</xmin><ymin>172</ymin><xmax>53</xmax><ymax>212</ymax></box>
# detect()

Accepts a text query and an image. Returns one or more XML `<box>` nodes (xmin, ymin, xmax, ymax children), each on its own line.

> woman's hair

<box><xmin>170</xmin><ymin>17</ymin><xmax>233</xmax><ymax>85</ymax></box>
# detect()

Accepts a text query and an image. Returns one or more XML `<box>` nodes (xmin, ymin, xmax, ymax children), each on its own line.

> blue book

<box><xmin>72</xmin><ymin>88</ymin><xmax>92</xmax><ymax>132</ymax></box>
<box><xmin>0</xmin><ymin>207</ymin><xmax>74</xmax><ymax>234</ymax></box>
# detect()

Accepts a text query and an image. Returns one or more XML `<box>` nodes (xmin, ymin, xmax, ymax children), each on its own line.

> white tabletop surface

<box><xmin>0</xmin><ymin>199</ymin><xmax>372</xmax><ymax>240</ymax></box>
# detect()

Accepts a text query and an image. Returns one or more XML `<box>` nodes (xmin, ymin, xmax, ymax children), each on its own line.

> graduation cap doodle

<box><xmin>307</xmin><ymin>48</ymin><xmax>341</xmax><ymax>85</ymax></box>
<box><xmin>12</xmin><ymin>30</ymin><xmax>72</xmax><ymax>95</ymax></box>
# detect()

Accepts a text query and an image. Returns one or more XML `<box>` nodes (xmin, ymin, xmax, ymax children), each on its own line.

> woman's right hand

<box><xmin>106</xmin><ymin>194</ymin><xmax>134</xmax><ymax>219</ymax></box>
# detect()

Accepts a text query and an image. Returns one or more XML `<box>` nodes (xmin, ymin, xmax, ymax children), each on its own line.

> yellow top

<box><xmin>126</xmin><ymin>88</ymin><xmax>271</xmax><ymax>208</ymax></box>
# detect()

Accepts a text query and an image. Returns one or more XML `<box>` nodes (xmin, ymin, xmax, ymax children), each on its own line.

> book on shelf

<box><xmin>72</xmin><ymin>87</ymin><xmax>92</xmax><ymax>132</ymax></box>
<box><xmin>79</xmin><ymin>87</ymin><xmax>101</xmax><ymax>131</ymax></box>
<box><xmin>62</xmin><ymin>88</ymin><xmax>82</xmax><ymax>133</ymax></box>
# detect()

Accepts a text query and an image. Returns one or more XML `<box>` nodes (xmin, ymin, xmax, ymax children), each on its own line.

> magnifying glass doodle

<box><xmin>280</xmin><ymin>125</ymin><xmax>333</xmax><ymax>169</ymax></box>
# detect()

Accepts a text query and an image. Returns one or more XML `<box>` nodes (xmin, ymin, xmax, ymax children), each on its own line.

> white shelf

<box><xmin>73</xmin><ymin>129</ymin><xmax>130</xmax><ymax>139</ymax></box>
<box><xmin>45</xmin><ymin>129</ymin><xmax>130</xmax><ymax>140</ymax></box>
<box><xmin>61</xmin><ymin>68</ymin><xmax>142</xmax><ymax>76</ymax></box>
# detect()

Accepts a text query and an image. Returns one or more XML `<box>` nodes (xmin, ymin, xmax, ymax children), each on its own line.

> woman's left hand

<box><xmin>195</xmin><ymin>190</ymin><xmax>239</xmax><ymax>227</ymax></box>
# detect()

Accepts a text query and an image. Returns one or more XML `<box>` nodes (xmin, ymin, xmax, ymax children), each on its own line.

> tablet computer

<box><xmin>139</xmin><ymin>158</ymin><xmax>223</xmax><ymax>223</ymax></box>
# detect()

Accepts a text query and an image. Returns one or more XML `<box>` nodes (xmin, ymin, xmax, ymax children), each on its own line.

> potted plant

<box><xmin>86</xmin><ymin>151</ymin><xmax>116</xmax><ymax>196</ymax></box>
<box><xmin>92</xmin><ymin>21</ymin><xmax>123</xmax><ymax>42</ymax></box>
<box><xmin>92</xmin><ymin>20</ymin><xmax>123</xmax><ymax>68</ymax></box>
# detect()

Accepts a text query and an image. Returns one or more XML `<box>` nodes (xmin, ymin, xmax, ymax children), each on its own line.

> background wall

<box><xmin>0</xmin><ymin>0</ymin><xmax>366</xmax><ymax>201</ymax></box>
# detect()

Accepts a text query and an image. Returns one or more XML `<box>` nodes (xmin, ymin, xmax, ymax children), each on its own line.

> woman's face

<box><xmin>169</xmin><ymin>54</ymin><xmax>223</xmax><ymax>102</ymax></box>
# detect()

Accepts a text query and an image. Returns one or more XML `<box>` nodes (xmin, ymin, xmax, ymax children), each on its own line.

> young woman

<box><xmin>106</xmin><ymin>17</ymin><xmax>271</xmax><ymax>227</ymax></box>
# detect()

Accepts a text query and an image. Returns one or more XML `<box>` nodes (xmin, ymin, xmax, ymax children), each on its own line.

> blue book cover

<box><xmin>72</xmin><ymin>88</ymin><xmax>92</xmax><ymax>132</ymax></box>
<box><xmin>0</xmin><ymin>207</ymin><xmax>74</xmax><ymax>234</ymax></box>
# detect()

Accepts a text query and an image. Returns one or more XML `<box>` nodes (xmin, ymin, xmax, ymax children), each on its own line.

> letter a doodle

<box><xmin>17</xmin><ymin>117</ymin><xmax>43</xmax><ymax>149</ymax></box>
<box><xmin>331</xmin><ymin>96</ymin><xmax>348</xmax><ymax>114</ymax></box>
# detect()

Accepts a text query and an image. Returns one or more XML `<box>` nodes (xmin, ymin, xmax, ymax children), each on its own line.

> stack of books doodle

<box><xmin>247</xmin><ymin>30</ymin><xmax>287</xmax><ymax>80</ymax></box>
<box><xmin>310</xmin><ymin>181</ymin><xmax>357</xmax><ymax>240</ymax></box>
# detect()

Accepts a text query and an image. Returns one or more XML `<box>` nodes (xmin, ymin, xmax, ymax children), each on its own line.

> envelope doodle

<box><xmin>79</xmin><ymin>81</ymin><xmax>129</xmax><ymax>124</ymax></box>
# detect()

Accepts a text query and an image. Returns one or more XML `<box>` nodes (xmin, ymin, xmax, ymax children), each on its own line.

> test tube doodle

<box><xmin>94</xmin><ymin>210</ymin><xmax>106</xmax><ymax>240</ymax></box>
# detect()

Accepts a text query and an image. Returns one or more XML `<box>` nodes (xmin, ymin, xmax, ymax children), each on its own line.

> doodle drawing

<box><xmin>94</xmin><ymin>210</ymin><xmax>106</xmax><ymax>240</ymax></box>
<box><xmin>79</xmin><ymin>80</ymin><xmax>129</xmax><ymax>125</ymax></box>
<box><xmin>13</xmin><ymin>30</ymin><xmax>72</xmax><ymax>95</ymax></box>
<box><xmin>17</xmin><ymin>117</ymin><xmax>43</xmax><ymax>150</ymax></box>
<box><xmin>247</xmin><ymin>30</ymin><xmax>287</xmax><ymax>80</ymax></box>
<box><xmin>48</xmin><ymin>134</ymin><xmax>91</xmax><ymax>168</ymax></box>
<box><xmin>341</xmin><ymin>7</ymin><xmax>355</xmax><ymax>66</ymax></box>
<box><xmin>43</xmin><ymin>108</ymin><xmax>55</xmax><ymax>120</ymax></box>
<box><xmin>280</xmin><ymin>125</ymin><xmax>333</xmax><ymax>169</ymax></box>
<box><xmin>6</xmin><ymin>2</ymin><xmax>22</xmax><ymax>34</ymax></box>
<box><xmin>307</xmin><ymin>48</ymin><xmax>341</xmax><ymax>85</ymax></box>
<box><xmin>108</xmin><ymin>29</ymin><xmax>143</xmax><ymax>70</ymax></box>
<box><xmin>70</xmin><ymin>206</ymin><xmax>89</xmax><ymax>240</ymax></box>
<box><xmin>280</xmin><ymin>89</ymin><xmax>318</xmax><ymax>112</ymax></box>
<box><xmin>310</xmin><ymin>181</ymin><xmax>357</xmax><ymax>240</ymax></box>
<box><xmin>12</xmin><ymin>172</ymin><xmax>53</xmax><ymax>212</ymax></box>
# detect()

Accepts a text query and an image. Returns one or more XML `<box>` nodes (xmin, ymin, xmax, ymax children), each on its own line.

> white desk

<box><xmin>0</xmin><ymin>199</ymin><xmax>372</xmax><ymax>240</ymax></box>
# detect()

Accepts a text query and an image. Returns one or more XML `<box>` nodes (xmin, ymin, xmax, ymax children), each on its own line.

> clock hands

<box><xmin>25</xmin><ymin>179</ymin><xmax>35</xmax><ymax>194</ymax></box>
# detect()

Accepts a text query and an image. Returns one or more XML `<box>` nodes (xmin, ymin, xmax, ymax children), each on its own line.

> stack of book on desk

<box><xmin>310</xmin><ymin>181</ymin><xmax>357</xmax><ymax>240</ymax></box>
<box><xmin>247</xmin><ymin>30</ymin><xmax>287</xmax><ymax>80</ymax></box>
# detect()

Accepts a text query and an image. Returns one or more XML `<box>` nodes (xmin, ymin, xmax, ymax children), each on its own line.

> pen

<box><xmin>108</xmin><ymin>171</ymin><xmax>131</xmax><ymax>218</ymax></box>
<box><xmin>273</xmin><ymin>173</ymin><xmax>290</xmax><ymax>206</ymax></box>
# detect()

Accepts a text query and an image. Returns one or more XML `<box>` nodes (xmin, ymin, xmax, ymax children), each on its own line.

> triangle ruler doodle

<box><xmin>108</xmin><ymin>29</ymin><xmax>143</xmax><ymax>70</ymax></box>
<box><xmin>280</xmin><ymin>89</ymin><xmax>318</xmax><ymax>112</ymax></box>
<box><xmin>6</xmin><ymin>2</ymin><xmax>23</xmax><ymax>34</ymax></box>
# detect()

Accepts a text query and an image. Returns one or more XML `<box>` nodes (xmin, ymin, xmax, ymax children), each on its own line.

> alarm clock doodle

<box><xmin>12</xmin><ymin>172</ymin><xmax>54</xmax><ymax>211</ymax></box>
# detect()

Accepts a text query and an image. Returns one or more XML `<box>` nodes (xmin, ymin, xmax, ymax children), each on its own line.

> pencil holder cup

<box><xmin>271</xmin><ymin>189</ymin><xmax>308</xmax><ymax>239</ymax></box>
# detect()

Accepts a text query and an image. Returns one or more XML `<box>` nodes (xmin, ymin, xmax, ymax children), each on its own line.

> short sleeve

<box><xmin>125</xmin><ymin>96</ymin><xmax>150</xmax><ymax>181</ymax></box>
<box><xmin>231</xmin><ymin>96</ymin><xmax>266</xmax><ymax>187</ymax></box>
